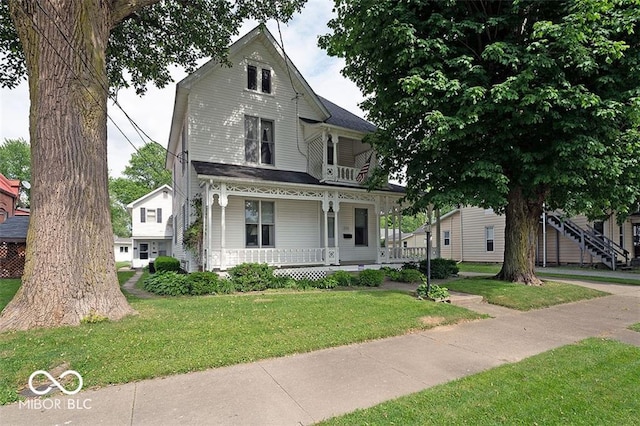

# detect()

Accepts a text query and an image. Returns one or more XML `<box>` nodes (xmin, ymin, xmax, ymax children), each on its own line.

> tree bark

<box><xmin>496</xmin><ymin>186</ymin><xmax>544</xmax><ymax>285</ymax></box>
<box><xmin>0</xmin><ymin>0</ymin><xmax>135</xmax><ymax>331</ymax></box>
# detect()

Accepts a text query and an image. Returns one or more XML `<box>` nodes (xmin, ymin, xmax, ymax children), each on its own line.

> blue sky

<box><xmin>0</xmin><ymin>0</ymin><xmax>364</xmax><ymax>177</ymax></box>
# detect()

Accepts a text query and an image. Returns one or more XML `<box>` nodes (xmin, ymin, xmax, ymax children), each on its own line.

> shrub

<box><xmin>416</xmin><ymin>284</ymin><xmax>450</xmax><ymax>300</ymax></box>
<box><xmin>154</xmin><ymin>256</ymin><xmax>181</xmax><ymax>273</ymax></box>
<box><xmin>419</xmin><ymin>258</ymin><xmax>459</xmax><ymax>279</ymax></box>
<box><xmin>187</xmin><ymin>272</ymin><xmax>220</xmax><ymax>295</ymax></box>
<box><xmin>228</xmin><ymin>263</ymin><xmax>275</xmax><ymax>292</ymax></box>
<box><xmin>143</xmin><ymin>271</ymin><xmax>189</xmax><ymax>296</ymax></box>
<box><xmin>402</xmin><ymin>262</ymin><xmax>419</xmax><ymax>270</ymax></box>
<box><xmin>382</xmin><ymin>267</ymin><xmax>402</xmax><ymax>281</ymax></box>
<box><xmin>357</xmin><ymin>269</ymin><xmax>385</xmax><ymax>287</ymax></box>
<box><xmin>316</xmin><ymin>276</ymin><xmax>338</xmax><ymax>289</ymax></box>
<box><xmin>331</xmin><ymin>270</ymin><xmax>355</xmax><ymax>287</ymax></box>
<box><xmin>215</xmin><ymin>278</ymin><xmax>236</xmax><ymax>294</ymax></box>
<box><xmin>399</xmin><ymin>268</ymin><xmax>426</xmax><ymax>284</ymax></box>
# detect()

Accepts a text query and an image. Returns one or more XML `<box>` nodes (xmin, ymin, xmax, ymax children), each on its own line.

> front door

<box><xmin>633</xmin><ymin>224</ymin><xmax>640</xmax><ymax>258</ymax></box>
<box><xmin>139</xmin><ymin>243</ymin><xmax>149</xmax><ymax>260</ymax></box>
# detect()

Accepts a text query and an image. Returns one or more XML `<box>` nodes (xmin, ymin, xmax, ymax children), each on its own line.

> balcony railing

<box><xmin>325</xmin><ymin>165</ymin><xmax>360</xmax><ymax>184</ymax></box>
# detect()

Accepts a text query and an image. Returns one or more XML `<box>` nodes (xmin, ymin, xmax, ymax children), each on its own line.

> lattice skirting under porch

<box><xmin>0</xmin><ymin>242</ymin><xmax>26</xmax><ymax>278</ymax></box>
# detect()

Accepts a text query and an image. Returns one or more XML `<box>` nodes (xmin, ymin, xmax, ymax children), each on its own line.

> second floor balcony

<box><xmin>308</xmin><ymin>130</ymin><xmax>376</xmax><ymax>186</ymax></box>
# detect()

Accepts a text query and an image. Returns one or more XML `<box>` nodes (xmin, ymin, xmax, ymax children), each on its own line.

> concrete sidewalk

<box><xmin>2</xmin><ymin>280</ymin><xmax>639</xmax><ymax>425</ymax></box>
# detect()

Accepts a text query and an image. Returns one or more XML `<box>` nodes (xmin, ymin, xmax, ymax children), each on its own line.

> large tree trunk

<box><xmin>496</xmin><ymin>186</ymin><xmax>544</xmax><ymax>285</ymax></box>
<box><xmin>0</xmin><ymin>1</ymin><xmax>135</xmax><ymax>331</ymax></box>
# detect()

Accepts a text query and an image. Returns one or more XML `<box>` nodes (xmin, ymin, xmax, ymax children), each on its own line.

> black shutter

<box><xmin>157</xmin><ymin>208</ymin><xmax>162</xmax><ymax>223</ymax></box>
<box><xmin>140</xmin><ymin>208</ymin><xmax>146</xmax><ymax>223</ymax></box>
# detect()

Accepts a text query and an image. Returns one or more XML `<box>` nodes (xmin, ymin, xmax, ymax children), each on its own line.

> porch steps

<box><xmin>545</xmin><ymin>213</ymin><xmax>630</xmax><ymax>270</ymax></box>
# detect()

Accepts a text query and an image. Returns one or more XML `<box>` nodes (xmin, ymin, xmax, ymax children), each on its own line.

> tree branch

<box><xmin>110</xmin><ymin>0</ymin><xmax>160</xmax><ymax>27</ymax></box>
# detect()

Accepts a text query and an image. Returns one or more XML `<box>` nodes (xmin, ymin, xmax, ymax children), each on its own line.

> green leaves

<box><xmin>322</xmin><ymin>0</ymin><xmax>640</xmax><ymax>219</ymax></box>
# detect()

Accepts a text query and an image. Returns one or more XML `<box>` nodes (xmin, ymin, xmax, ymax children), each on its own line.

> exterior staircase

<box><xmin>546</xmin><ymin>213</ymin><xmax>630</xmax><ymax>270</ymax></box>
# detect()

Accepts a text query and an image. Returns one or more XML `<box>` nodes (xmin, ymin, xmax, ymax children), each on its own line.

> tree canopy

<box><xmin>321</xmin><ymin>0</ymin><xmax>640</xmax><ymax>283</ymax></box>
<box><xmin>0</xmin><ymin>137</ymin><xmax>30</xmax><ymax>205</ymax></box>
<box><xmin>0</xmin><ymin>0</ymin><xmax>306</xmax><ymax>331</ymax></box>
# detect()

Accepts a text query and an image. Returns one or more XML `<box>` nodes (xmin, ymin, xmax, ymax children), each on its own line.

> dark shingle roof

<box><xmin>0</xmin><ymin>216</ymin><xmax>29</xmax><ymax>242</ymax></box>
<box><xmin>193</xmin><ymin>161</ymin><xmax>321</xmax><ymax>185</ymax></box>
<box><xmin>192</xmin><ymin>161</ymin><xmax>404</xmax><ymax>193</ymax></box>
<box><xmin>317</xmin><ymin>96</ymin><xmax>377</xmax><ymax>133</ymax></box>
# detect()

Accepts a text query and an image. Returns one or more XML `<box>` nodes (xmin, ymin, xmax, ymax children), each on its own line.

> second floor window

<box><xmin>245</xmin><ymin>116</ymin><xmax>275</xmax><ymax>165</ymax></box>
<box><xmin>140</xmin><ymin>208</ymin><xmax>162</xmax><ymax>223</ymax></box>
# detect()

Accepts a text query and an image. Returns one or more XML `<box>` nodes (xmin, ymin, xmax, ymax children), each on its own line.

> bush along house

<box><xmin>166</xmin><ymin>25</ymin><xmax>422</xmax><ymax>276</ymax></box>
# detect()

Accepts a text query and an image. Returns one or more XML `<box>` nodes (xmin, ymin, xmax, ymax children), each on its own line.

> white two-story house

<box><xmin>127</xmin><ymin>185</ymin><xmax>173</xmax><ymax>268</ymax></box>
<box><xmin>167</xmin><ymin>25</ymin><xmax>422</xmax><ymax>273</ymax></box>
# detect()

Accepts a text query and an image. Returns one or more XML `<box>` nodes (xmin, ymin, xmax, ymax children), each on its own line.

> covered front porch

<box><xmin>200</xmin><ymin>178</ymin><xmax>426</xmax><ymax>271</ymax></box>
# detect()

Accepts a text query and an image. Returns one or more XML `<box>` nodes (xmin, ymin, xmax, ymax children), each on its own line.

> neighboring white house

<box><xmin>113</xmin><ymin>236</ymin><xmax>133</xmax><ymax>263</ymax></box>
<box><xmin>166</xmin><ymin>25</ymin><xmax>421</xmax><ymax>273</ymax></box>
<box><xmin>127</xmin><ymin>185</ymin><xmax>173</xmax><ymax>268</ymax></box>
<box><xmin>438</xmin><ymin>206</ymin><xmax>639</xmax><ymax>270</ymax></box>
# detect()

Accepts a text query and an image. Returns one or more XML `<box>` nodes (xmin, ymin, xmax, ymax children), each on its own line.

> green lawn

<box><xmin>445</xmin><ymin>277</ymin><xmax>608</xmax><ymax>310</ymax></box>
<box><xmin>0</xmin><ymin>288</ymin><xmax>484</xmax><ymax>405</ymax></box>
<box><xmin>536</xmin><ymin>272</ymin><xmax>640</xmax><ymax>286</ymax></box>
<box><xmin>457</xmin><ymin>262</ymin><xmax>502</xmax><ymax>274</ymax></box>
<box><xmin>319</xmin><ymin>338</ymin><xmax>640</xmax><ymax>425</ymax></box>
<box><xmin>630</xmin><ymin>323</ymin><xmax>640</xmax><ymax>332</ymax></box>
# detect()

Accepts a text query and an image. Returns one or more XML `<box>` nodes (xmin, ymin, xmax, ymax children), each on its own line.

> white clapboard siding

<box><xmin>187</xmin><ymin>39</ymin><xmax>324</xmax><ymax>172</ymax></box>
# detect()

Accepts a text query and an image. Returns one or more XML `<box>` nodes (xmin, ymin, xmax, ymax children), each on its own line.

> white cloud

<box><xmin>0</xmin><ymin>0</ymin><xmax>363</xmax><ymax>177</ymax></box>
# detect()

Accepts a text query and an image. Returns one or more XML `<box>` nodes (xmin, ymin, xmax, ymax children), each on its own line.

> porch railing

<box><xmin>380</xmin><ymin>247</ymin><xmax>427</xmax><ymax>263</ymax></box>
<box><xmin>210</xmin><ymin>247</ymin><xmax>328</xmax><ymax>270</ymax></box>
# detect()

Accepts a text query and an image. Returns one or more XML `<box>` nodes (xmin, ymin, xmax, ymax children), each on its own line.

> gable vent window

<box><xmin>247</xmin><ymin>63</ymin><xmax>272</xmax><ymax>94</ymax></box>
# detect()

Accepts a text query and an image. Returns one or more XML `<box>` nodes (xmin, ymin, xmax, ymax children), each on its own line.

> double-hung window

<box><xmin>247</xmin><ymin>64</ymin><xmax>271</xmax><ymax>94</ymax></box>
<box><xmin>443</xmin><ymin>230</ymin><xmax>451</xmax><ymax>246</ymax></box>
<box><xmin>485</xmin><ymin>226</ymin><xmax>494</xmax><ymax>252</ymax></box>
<box><xmin>245</xmin><ymin>116</ymin><xmax>274</xmax><ymax>165</ymax></box>
<box><xmin>245</xmin><ymin>200</ymin><xmax>275</xmax><ymax>247</ymax></box>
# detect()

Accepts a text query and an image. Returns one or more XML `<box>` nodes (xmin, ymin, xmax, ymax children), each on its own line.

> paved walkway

<box><xmin>2</xmin><ymin>276</ymin><xmax>639</xmax><ymax>425</ymax></box>
<box><xmin>121</xmin><ymin>270</ymin><xmax>154</xmax><ymax>299</ymax></box>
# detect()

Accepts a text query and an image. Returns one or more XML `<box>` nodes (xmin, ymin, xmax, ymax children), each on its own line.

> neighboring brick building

<box><xmin>0</xmin><ymin>173</ymin><xmax>20</xmax><ymax>224</ymax></box>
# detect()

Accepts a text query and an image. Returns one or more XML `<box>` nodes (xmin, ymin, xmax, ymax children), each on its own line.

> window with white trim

<box><xmin>247</xmin><ymin>64</ymin><xmax>271</xmax><ymax>94</ymax></box>
<box><xmin>443</xmin><ymin>230</ymin><xmax>451</xmax><ymax>246</ymax></box>
<box><xmin>485</xmin><ymin>226</ymin><xmax>494</xmax><ymax>252</ymax></box>
<box><xmin>355</xmin><ymin>208</ymin><xmax>368</xmax><ymax>246</ymax></box>
<box><xmin>245</xmin><ymin>116</ymin><xmax>275</xmax><ymax>165</ymax></box>
<box><xmin>245</xmin><ymin>200</ymin><xmax>275</xmax><ymax>247</ymax></box>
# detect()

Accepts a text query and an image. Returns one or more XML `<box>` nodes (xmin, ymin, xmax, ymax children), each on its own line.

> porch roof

<box><xmin>0</xmin><ymin>215</ymin><xmax>29</xmax><ymax>243</ymax></box>
<box><xmin>192</xmin><ymin>161</ymin><xmax>405</xmax><ymax>194</ymax></box>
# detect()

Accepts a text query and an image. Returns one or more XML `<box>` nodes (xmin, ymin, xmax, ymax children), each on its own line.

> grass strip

<box><xmin>629</xmin><ymin>323</ymin><xmax>640</xmax><ymax>332</ymax></box>
<box><xmin>319</xmin><ymin>338</ymin><xmax>640</xmax><ymax>425</ymax></box>
<box><xmin>0</xmin><ymin>289</ymin><xmax>484</xmax><ymax>405</ymax></box>
<box><xmin>445</xmin><ymin>277</ymin><xmax>607</xmax><ymax>310</ymax></box>
<box><xmin>536</xmin><ymin>272</ymin><xmax>640</xmax><ymax>286</ymax></box>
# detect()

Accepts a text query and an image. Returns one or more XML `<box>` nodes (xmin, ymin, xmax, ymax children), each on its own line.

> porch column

<box><xmin>203</xmin><ymin>184</ymin><xmax>209</xmax><ymax>270</ymax></box>
<box><xmin>333</xmin><ymin>192</ymin><xmax>340</xmax><ymax>265</ymax></box>
<box><xmin>208</xmin><ymin>184</ymin><xmax>214</xmax><ymax>271</ymax></box>
<box><xmin>322</xmin><ymin>196</ymin><xmax>330</xmax><ymax>265</ymax></box>
<box><xmin>219</xmin><ymin>183</ymin><xmax>228</xmax><ymax>270</ymax></box>
<box><xmin>384</xmin><ymin>196</ymin><xmax>389</xmax><ymax>262</ymax></box>
<box><xmin>331</xmin><ymin>132</ymin><xmax>339</xmax><ymax>168</ymax></box>
<box><xmin>375</xmin><ymin>198</ymin><xmax>381</xmax><ymax>263</ymax></box>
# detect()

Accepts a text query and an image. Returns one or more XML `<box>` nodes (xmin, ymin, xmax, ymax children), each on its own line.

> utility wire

<box><xmin>31</xmin><ymin>1</ymin><xmax>188</xmax><ymax>200</ymax></box>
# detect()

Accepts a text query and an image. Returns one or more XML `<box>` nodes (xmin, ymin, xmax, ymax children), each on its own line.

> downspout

<box><xmin>460</xmin><ymin>207</ymin><xmax>464</xmax><ymax>262</ymax></box>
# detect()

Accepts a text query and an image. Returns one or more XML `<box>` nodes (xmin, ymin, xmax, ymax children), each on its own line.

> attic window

<box><xmin>247</xmin><ymin>63</ymin><xmax>272</xmax><ymax>94</ymax></box>
<box><xmin>247</xmin><ymin>65</ymin><xmax>257</xmax><ymax>90</ymax></box>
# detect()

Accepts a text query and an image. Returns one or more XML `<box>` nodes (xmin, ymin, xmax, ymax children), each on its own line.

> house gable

<box><xmin>127</xmin><ymin>185</ymin><xmax>173</xmax><ymax>239</ymax></box>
